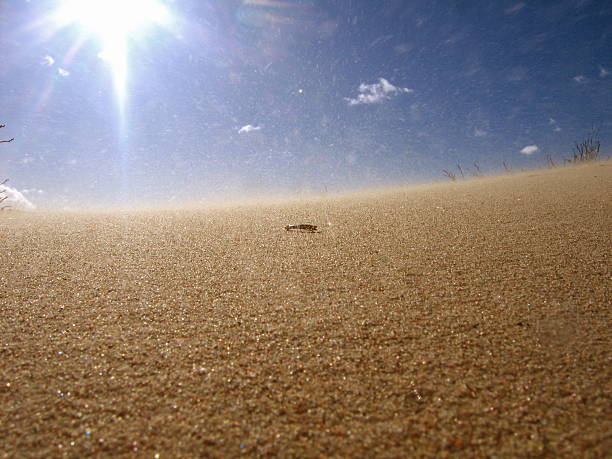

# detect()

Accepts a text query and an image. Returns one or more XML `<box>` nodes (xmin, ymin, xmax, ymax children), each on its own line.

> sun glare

<box><xmin>55</xmin><ymin>0</ymin><xmax>171</xmax><ymax>111</ymax></box>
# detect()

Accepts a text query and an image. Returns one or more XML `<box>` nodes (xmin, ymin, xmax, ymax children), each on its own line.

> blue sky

<box><xmin>1</xmin><ymin>0</ymin><xmax>611</xmax><ymax>208</ymax></box>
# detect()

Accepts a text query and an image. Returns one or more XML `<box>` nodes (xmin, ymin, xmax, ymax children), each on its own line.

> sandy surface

<box><xmin>1</xmin><ymin>162</ymin><xmax>610</xmax><ymax>457</ymax></box>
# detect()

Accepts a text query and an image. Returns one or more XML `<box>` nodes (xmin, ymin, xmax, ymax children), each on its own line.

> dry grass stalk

<box><xmin>456</xmin><ymin>163</ymin><xmax>465</xmax><ymax>179</ymax></box>
<box><xmin>567</xmin><ymin>127</ymin><xmax>600</xmax><ymax>163</ymax></box>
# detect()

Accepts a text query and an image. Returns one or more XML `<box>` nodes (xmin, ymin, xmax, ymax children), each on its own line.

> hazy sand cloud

<box><xmin>573</xmin><ymin>75</ymin><xmax>587</xmax><ymax>83</ymax></box>
<box><xmin>520</xmin><ymin>145</ymin><xmax>539</xmax><ymax>155</ymax></box>
<box><xmin>41</xmin><ymin>55</ymin><xmax>55</xmax><ymax>66</ymax></box>
<box><xmin>238</xmin><ymin>124</ymin><xmax>261</xmax><ymax>134</ymax></box>
<box><xmin>58</xmin><ymin>68</ymin><xmax>70</xmax><ymax>77</ymax></box>
<box><xmin>505</xmin><ymin>3</ymin><xmax>525</xmax><ymax>15</ymax></box>
<box><xmin>0</xmin><ymin>184</ymin><xmax>36</xmax><ymax>210</ymax></box>
<box><xmin>345</xmin><ymin>78</ymin><xmax>413</xmax><ymax>106</ymax></box>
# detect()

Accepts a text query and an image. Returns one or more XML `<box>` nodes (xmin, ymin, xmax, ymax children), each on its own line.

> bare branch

<box><xmin>1</xmin><ymin>124</ymin><xmax>12</xmax><ymax>209</ymax></box>
<box><xmin>442</xmin><ymin>169</ymin><xmax>457</xmax><ymax>181</ymax></box>
<box><xmin>0</xmin><ymin>124</ymin><xmax>14</xmax><ymax>143</ymax></box>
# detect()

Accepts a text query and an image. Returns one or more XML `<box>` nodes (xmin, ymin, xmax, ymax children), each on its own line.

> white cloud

<box><xmin>345</xmin><ymin>78</ymin><xmax>413</xmax><ymax>106</ymax></box>
<box><xmin>369</xmin><ymin>34</ymin><xmax>393</xmax><ymax>49</ymax></box>
<box><xmin>97</xmin><ymin>50</ymin><xmax>110</xmax><ymax>61</ymax></box>
<box><xmin>549</xmin><ymin>118</ymin><xmax>562</xmax><ymax>132</ymax></box>
<box><xmin>520</xmin><ymin>145</ymin><xmax>539</xmax><ymax>155</ymax></box>
<box><xmin>58</xmin><ymin>68</ymin><xmax>70</xmax><ymax>77</ymax></box>
<box><xmin>20</xmin><ymin>156</ymin><xmax>35</xmax><ymax>164</ymax></box>
<box><xmin>238</xmin><ymin>124</ymin><xmax>261</xmax><ymax>134</ymax></box>
<box><xmin>474</xmin><ymin>128</ymin><xmax>487</xmax><ymax>137</ymax></box>
<box><xmin>0</xmin><ymin>184</ymin><xmax>36</xmax><ymax>211</ymax></box>
<box><xmin>21</xmin><ymin>188</ymin><xmax>44</xmax><ymax>195</ymax></box>
<box><xmin>505</xmin><ymin>2</ymin><xmax>525</xmax><ymax>15</ymax></box>
<box><xmin>600</xmin><ymin>66</ymin><xmax>610</xmax><ymax>78</ymax></box>
<box><xmin>41</xmin><ymin>55</ymin><xmax>55</xmax><ymax>66</ymax></box>
<box><xmin>394</xmin><ymin>43</ymin><xmax>413</xmax><ymax>54</ymax></box>
<box><xmin>573</xmin><ymin>75</ymin><xmax>587</xmax><ymax>84</ymax></box>
<box><xmin>508</xmin><ymin>66</ymin><xmax>528</xmax><ymax>82</ymax></box>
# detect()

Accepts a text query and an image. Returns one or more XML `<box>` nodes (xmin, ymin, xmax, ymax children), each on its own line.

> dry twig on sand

<box><xmin>285</xmin><ymin>224</ymin><xmax>319</xmax><ymax>233</ymax></box>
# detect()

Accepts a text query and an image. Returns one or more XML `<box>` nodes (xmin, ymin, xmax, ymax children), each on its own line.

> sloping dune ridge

<box><xmin>1</xmin><ymin>162</ymin><xmax>610</xmax><ymax>457</ymax></box>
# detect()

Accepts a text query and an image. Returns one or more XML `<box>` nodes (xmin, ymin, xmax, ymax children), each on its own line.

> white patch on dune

<box><xmin>1</xmin><ymin>184</ymin><xmax>36</xmax><ymax>210</ymax></box>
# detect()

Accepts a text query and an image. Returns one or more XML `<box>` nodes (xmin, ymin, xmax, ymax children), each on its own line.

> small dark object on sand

<box><xmin>285</xmin><ymin>224</ymin><xmax>318</xmax><ymax>233</ymax></box>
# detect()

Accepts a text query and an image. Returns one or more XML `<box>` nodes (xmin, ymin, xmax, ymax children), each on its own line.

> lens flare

<box><xmin>54</xmin><ymin>0</ymin><xmax>171</xmax><ymax>114</ymax></box>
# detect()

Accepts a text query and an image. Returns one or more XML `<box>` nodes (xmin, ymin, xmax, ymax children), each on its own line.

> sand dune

<box><xmin>1</xmin><ymin>162</ymin><xmax>610</xmax><ymax>457</ymax></box>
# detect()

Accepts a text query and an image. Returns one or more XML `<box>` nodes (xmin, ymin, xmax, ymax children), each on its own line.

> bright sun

<box><xmin>55</xmin><ymin>0</ymin><xmax>171</xmax><ymax>109</ymax></box>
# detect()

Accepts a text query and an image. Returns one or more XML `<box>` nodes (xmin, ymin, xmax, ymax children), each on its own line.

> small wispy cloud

<box><xmin>41</xmin><ymin>55</ymin><xmax>55</xmax><ymax>66</ymax></box>
<box><xmin>549</xmin><ymin>118</ymin><xmax>562</xmax><ymax>132</ymax></box>
<box><xmin>520</xmin><ymin>145</ymin><xmax>539</xmax><ymax>155</ymax></box>
<box><xmin>599</xmin><ymin>66</ymin><xmax>610</xmax><ymax>78</ymax></box>
<box><xmin>238</xmin><ymin>124</ymin><xmax>261</xmax><ymax>134</ymax></box>
<box><xmin>394</xmin><ymin>43</ymin><xmax>413</xmax><ymax>54</ymax></box>
<box><xmin>0</xmin><ymin>184</ymin><xmax>36</xmax><ymax>210</ymax></box>
<box><xmin>20</xmin><ymin>156</ymin><xmax>35</xmax><ymax>164</ymax></box>
<box><xmin>507</xmin><ymin>67</ymin><xmax>528</xmax><ymax>82</ymax></box>
<box><xmin>97</xmin><ymin>50</ymin><xmax>111</xmax><ymax>62</ymax></box>
<box><xmin>58</xmin><ymin>68</ymin><xmax>70</xmax><ymax>77</ymax></box>
<box><xmin>368</xmin><ymin>34</ymin><xmax>393</xmax><ymax>49</ymax></box>
<box><xmin>21</xmin><ymin>188</ymin><xmax>44</xmax><ymax>195</ymax></box>
<box><xmin>474</xmin><ymin>128</ymin><xmax>487</xmax><ymax>137</ymax></box>
<box><xmin>573</xmin><ymin>75</ymin><xmax>587</xmax><ymax>84</ymax></box>
<box><xmin>505</xmin><ymin>2</ymin><xmax>525</xmax><ymax>15</ymax></box>
<box><xmin>345</xmin><ymin>78</ymin><xmax>413</xmax><ymax>106</ymax></box>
